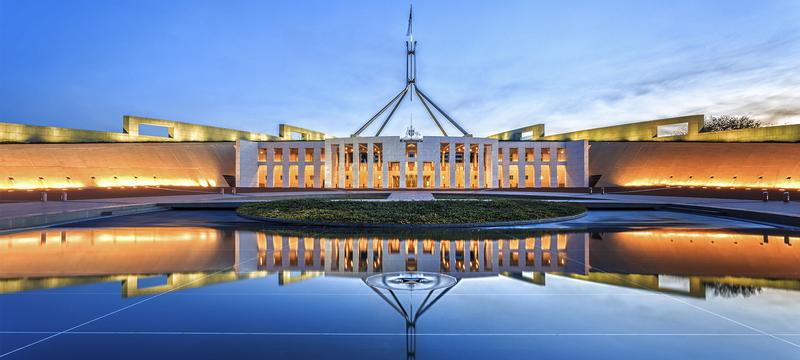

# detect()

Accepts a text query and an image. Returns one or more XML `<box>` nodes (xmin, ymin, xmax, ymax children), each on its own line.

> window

<box><xmin>273</xmin><ymin>148</ymin><xmax>283</xmax><ymax>162</ymax></box>
<box><xmin>541</xmin><ymin>148</ymin><xmax>550</xmax><ymax>162</ymax></box>
<box><xmin>521</xmin><ymin>131</ymin><xmax>534</xmax><ymax>140</ymax></box>
<box><xmin>510</xmin><ymin>148</ymin><xmax>519</xmax><ymax>162</ymax></box>
<box><xmin>373</xmin><ymin>143</ymin><xmax>382</xmax><ymax>163</ymax></box>
<box><xmin>406</xmin><ymin>143</ymin><xmax>417</xmax><ymax>159</ymax></box>
<box><xmin>359</xmin><ymin>143</ymin><xmax>368</xmax><ymax>163</ymax></box>
<box><xmin>290</xmin><ymin>148</ymin><xmax>299</xmax><ymax>162</ymax></box>
<box><xmin>525</xmin><ymin>148</ymin><xmax>534</xmax><ymax>162</ymax></box>
<box><xmin>557</xmin><ymin>147</ymin><xmax>566</xmax><ymax>162</ymax></box>
<box><xmin>305</xmin><ymin>149</ymin><xmax>314</xmax><ymax>162</ymax></box>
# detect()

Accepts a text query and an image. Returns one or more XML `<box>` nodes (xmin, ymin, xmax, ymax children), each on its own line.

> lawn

<box><xmin>237</xmin><ymin>198</ymin><xmax>585</xmax><ymax>225</ymax></box>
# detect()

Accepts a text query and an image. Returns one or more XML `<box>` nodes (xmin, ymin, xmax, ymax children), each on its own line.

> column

<box><xmin>281</xmin><ymin>146</ymin><xmax>289</xmax><ymax>188</ymax></box>
<box><xmin>352</xmin><ymin>143</ymin><xmax>360</xmax><ymax>189</ymax></box>
<box><xmin>324</xmin><ymin>144</ymin><xmax>332</xmax><ymax>189</ymax></box>
<box><xmin>478</xmin><ymin>240</ymin><xmax>485</xmax><ymax>271</ymax></box>
<box><xmin>502</xmin><ymin>240</ymin><xmax>510</xmax><ymax>270</ymax></box>
<box><xmin>518</xmin><ymin>145</ymin><xmax>525</xmax><ymax>188</ymax></box>
<box><xmin>464</xmin><ymin>142</ymin><xmax>471</xmax><ymax>189</ymax></box>
<box><xmin>367</xmin><ymin>142</ymin><xmax>374</xmax><ymax>188</ymax></box>
<box><xmin>338</xmin><ymin>142</ymin><xmax>346</xmax><ymax>188</ymax></box>
<box><xmin>549</xmin><ymin>145</ymin><xmax>558</xmax><ymax>188</ymax></box>
<box><xmin>501</xmin><ymin>146</ymin><xmax>510</xmax><ymax>188</ymax></box>
<box><xmin>417</xmin><ymin>149</ymin><xmax>425</xmax><ymax>189</ymax></box>
<box><xmin>367</xmin><ymin>238</ymin><xmax>374</xmax><ymax>273</ymax></box>
<box><xmin>265</xmin><ymin>234</ymin><xmax>274</xmax><ymax>271</ymax></box>
<box><xmin>549</xmin><ymin>234</ymin><xmax>557</xmax><ymax>270</ymax></box>
<box><xmin>314</xmin><ymin>146</ymin><xmax>322</xmax><ymax>188</ymax></box>
<box><xmin>490</xmin><ymin>145</ymin><xmax>499</xmax><ymax>189</ymax></box>
<box><xmin>324</xmin><ymin>239</ymin><xmax>332</xmax><ymax>272</ymax></box>
<box><xmin>534</xmin><ymin>146</ymin><xmax>542</xmax><ymax>188</ymax></box>
<box><xmin>399</xmin><ymin>156</ymin><xmax>406</xmax><ymax>189</ymax></box>
<box><xmin>448</xmin><ymin>241</ymin><xmax>456</xmax><ymax>273</ymax></box>
<box><xmin>352</xmin><ymin>239</ymin><xmax>359</xmax><ymax>272</ymax></box>
<box><xmin>266</xmin><ymin>147</ymin><xmax>275</xmax><ymax>188</ymax></box>
<box><xmin>298</xmin><ymin>236</ymin><xmax>306</xmax><ymax>267</ymax></box>
<box><xmin>339</xmin><ymin>240</ymin><xmax>346</xmax><ymax>271</ymax></box>
<box><xmin>477</xmin><ymin>143</ymin><xmax>484</xmax><ymax>188</ymax></box>
<box><xmin>313</xmin><ymin>238</ymin><xmax>321</xmax><ymax>268</ymax></box>
<box><xmin>449</xmin><ymin>144</ymin><xmax>456</xmax><ymax>189</ymax></box>
<box><xmin>281</xmin><ymin>236</ymin><xmax>289</xmax><ymax>268</ymax></box>
<box><xmin>434</xmin><ymin>145</ymin><xmax>441</xmax><ymax>189</ymax></box>
<box><xmin>382</xmin><ymin>150</ymin><xmax>389</xmax><ymax>189</ymax></box>
<box><xmin>298</xmin><ymin>148</ymin><xmax>306</xmax><ymax>188</ymax></box>
<box><xmin>492</xmin><ymin>240</ymin><xmax>500</xmax><ymax>270</ymax></box>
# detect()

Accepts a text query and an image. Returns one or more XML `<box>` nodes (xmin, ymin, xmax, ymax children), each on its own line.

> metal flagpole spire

<box><xmin>351</xmin><ymin>3</ymin><xmax>472</xmax><ymax>137</ymax></box>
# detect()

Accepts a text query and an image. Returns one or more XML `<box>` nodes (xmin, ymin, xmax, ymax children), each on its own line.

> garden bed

<box><xmin>237</xmin><ymin>198</ymin><xmax>586</xmax><ymax>228</ymax></box>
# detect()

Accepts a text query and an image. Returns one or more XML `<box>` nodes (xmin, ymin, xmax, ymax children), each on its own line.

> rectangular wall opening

<box><xmin>138</xmin><ymin>124</ymin><xmax>171</xmax><ymax>138</ymax></box>
<box><xmin>258</xmin><ymin>165</ymin><xmax>267</xmax><ymax>187</ymax></box>
<box><xmin>509</xmin><ymin>165</ymin><xmax>519</xmax><ymax>188</ymax></box>
<box><xmin>540</xmin><ymin>165</ymin><xmax>551</xmax><ymax>187</ymax></box>
<box><xmin>373</xmin><ymin>143</ymin><xmax>383</xmax><ymax>188</ymax></box>
<box><xmin>656</xmin><ymin>123</ymin><xmax>689</xmax><ymax>137</ymax></box>
<box><xmin>406</xmin><ymin>162</ymin><xmax>417</xmax><ymax>188</ymax></box>
<box><xmin>272</xmin><ymin>165</ymin><xmax>283</xmax><ymax>188</ymax></box>
<box><xmin>304</xmin><ymin>165</ymin><xmax>314</xmax><ymax>188</ymax></box>
<box><xmin>524</xmin><ymin>165</ymin><xmax>534</xmax><ymax>188</ymax></box>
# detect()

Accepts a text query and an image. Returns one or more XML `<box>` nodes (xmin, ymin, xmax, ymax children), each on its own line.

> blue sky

<box><xmin>2</xmin><ymin>0</ymin><xmax>799</xmax><ymax>137</ymax></box>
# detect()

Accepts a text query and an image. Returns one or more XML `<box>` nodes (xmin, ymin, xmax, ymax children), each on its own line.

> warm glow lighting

<box><xmin>624</xmin><ymin>179</ymin><xmax>800</xmax><ymax>189</ymax></box>
<box><xmin>1</xmin><ymin>177</ymin><xmax>219</xmax><ymax>190</ymax></box>
<box><xmin>0</xmin><ymin>227</ymin><xmax>219</xmax><ymax>247</ymax></box>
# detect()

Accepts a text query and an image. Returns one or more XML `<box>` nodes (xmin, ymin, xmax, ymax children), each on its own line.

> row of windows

<box><xmin>259</xmin><ymin>144</ymin><xmax>568</xmax><ymax>164</ymax></box>
<box><xmin>259</xmin><ymin>148</ymin><xmax>325</xmax><ymax>163</ymax></box>
<box><xmin>499</xmin><ymin>147</ymin><xmax>567</xmax><ymax>162</ymax></box>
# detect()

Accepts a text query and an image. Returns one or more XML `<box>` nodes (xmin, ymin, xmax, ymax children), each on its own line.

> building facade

<box><xmin>2</xmin><ymin>114</ymin><xmax>799</xmax><ymax>191</ymax></box>
<box><xmin>236</xmin><ymin>136</ymin><xmax>589</xmax><ymax>189</ymax></box>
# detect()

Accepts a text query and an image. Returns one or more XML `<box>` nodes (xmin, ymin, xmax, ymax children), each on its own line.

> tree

<box><xmin>702</xmin><ymin>115</ymin><xmax>763</xmax><ymax>132</ymax></box>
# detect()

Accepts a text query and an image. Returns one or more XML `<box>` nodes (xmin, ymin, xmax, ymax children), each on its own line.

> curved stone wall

<box><xmin>590</xmin><ymin>142</ymin><xmax>800</xmax><ymax>189</ymax></box>
<box><xmin>0</xmin><ymin>142</ymin><xmax>235</xmax><ymax>189</ymax></box>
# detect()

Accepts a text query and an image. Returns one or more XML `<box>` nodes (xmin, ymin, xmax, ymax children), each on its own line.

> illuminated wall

<box><xmin>1</xmin><ymin>116</ymin><xmax>326</xmax><ymax>143</ymax></box>
<box><xmin>123</xmin><ymin>115</ymin><xmax>279</xmax><ymax>142</ymax></box>
<box><xmin>590</xmin><ymin>142</ymin><xmax>800</xmax><ymax>189</ymax></box>
<box><xmin>589</xmin><ymin>230</ymin><xmax>800</xmax><ymax>278</ymax></box>
<box><xmin>0</xmin><ymin>142</ymin><xmax>235</xmax><ymax>189</ymax></box>
<box><xmin>490</xmin><ymin>114</ymin><xmax>800</xmax><ymax>143</ymax></box>
<box><xmin>0</xmin><ymin>227</ymin><xmax>231</xmax><ymax>278</ymax></box>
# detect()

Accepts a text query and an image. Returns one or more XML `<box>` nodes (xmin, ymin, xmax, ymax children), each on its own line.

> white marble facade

<box><xmin>236</xmin><ymin>137</ymin><xmax>588</xmax><ymax>189</ymax></box>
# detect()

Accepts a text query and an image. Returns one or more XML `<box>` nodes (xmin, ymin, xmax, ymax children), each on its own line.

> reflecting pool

<box><xmin>1</xmin><ymin>210</ymin><xmax>799</xmax><ymax>359</ymax></box>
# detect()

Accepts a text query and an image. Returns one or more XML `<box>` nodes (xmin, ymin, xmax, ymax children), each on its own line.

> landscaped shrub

<box><xmin>237</xmin><ymin>198</ymin><xmax>585</xmax><ymax>225</ymax></box>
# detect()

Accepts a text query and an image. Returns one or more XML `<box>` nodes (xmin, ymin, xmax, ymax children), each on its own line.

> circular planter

<box><xmin>237</xmin><ymin>209</ymin><xmax>587</xmax><ymax>229</ymax></box>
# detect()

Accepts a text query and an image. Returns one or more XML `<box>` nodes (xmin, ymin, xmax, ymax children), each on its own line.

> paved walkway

<box><xmin>1</xmin><ymin>189</ymin><xmax>798</xmax><ymax>232</ymax></box>
<box><xmin>488</xmin><ymin>190</ymin><xmax>800</xmax><ymax>218</ymax></box>
<box><xmin>0</xmin><ymin>191</ymin><xmax>346</xmax><ymax>231</ymax></box>
<box><xmin>387</xmin><ymin>191</ymin><xmax>435</xmax><ymax>201</ymax></box>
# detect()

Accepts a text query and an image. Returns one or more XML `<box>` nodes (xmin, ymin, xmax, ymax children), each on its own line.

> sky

<box><xmin>1</xmin><ymin>0</ymin><xmax>800</xmax><ymax>137</ymax></box>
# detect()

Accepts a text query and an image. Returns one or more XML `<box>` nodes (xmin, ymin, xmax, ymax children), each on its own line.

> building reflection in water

<box><xmin>0</xmin><ymin>227</ymin><xmax>798</xmax><ymax>300</ymax></box>
<box><xmin>258</xmin><ymin>232</ymin><xmax>588</xmax><ymax>279</ymax></box>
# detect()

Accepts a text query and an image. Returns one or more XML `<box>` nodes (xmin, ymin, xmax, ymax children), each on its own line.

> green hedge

<box><xmin>237</xmin><ymin>198</ymin><xmax>585</xmax><ymax>225</ymax></box>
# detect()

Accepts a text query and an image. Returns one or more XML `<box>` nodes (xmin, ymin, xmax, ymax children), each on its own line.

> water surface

<box><xmin>1</xmin><ymin>210</ymin><xmax>799</xmax><ymax>359</ymax></box>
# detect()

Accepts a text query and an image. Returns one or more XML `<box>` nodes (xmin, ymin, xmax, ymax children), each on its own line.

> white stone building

<box><xmin>235</xmin><ymin>136</ymin><xmax>588</xmax><ymax>189</ymax></box>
